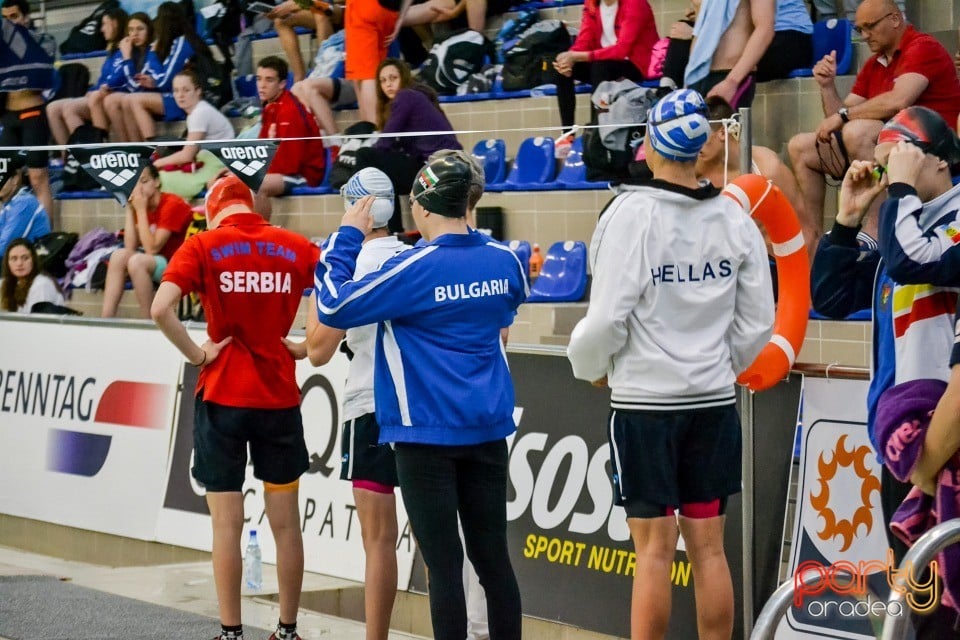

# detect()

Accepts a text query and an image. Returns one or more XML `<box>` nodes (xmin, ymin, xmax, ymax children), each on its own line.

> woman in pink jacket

<box><xmin>552</xmin><ymin>0</ymin><xmax>659</xmax><ymax>136</ymax></box>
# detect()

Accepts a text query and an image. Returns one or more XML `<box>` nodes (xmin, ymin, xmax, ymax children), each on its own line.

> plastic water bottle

<box><xmin>529</xmin><ymin>244</ymin><xmax>544</xmax><ymax>280</ymax></box>
<box><xmin>243</xmin><ymin>529</ymin><xmax>262</xmax><ymax>591</ymax></box>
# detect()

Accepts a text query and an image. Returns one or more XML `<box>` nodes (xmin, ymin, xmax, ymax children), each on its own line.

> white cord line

<box><xmin>0</xmin><ymin>117</ymin><xmax>733</xmax><ymax>153</ymax></box>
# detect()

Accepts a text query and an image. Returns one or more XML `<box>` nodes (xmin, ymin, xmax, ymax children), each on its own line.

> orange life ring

<box><xmin>722</xmin><ymin>173</ymin><xmax>810</xmax><ymax>392</ymax></box>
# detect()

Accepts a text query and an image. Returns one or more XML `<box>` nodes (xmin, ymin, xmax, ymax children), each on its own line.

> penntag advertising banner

<box><xmin>202</xmin><ymin>140</ymin><xmax>277</xmax><ymax>193</ymax></box>
<box><xmin>70</xmin><ymin>144</ymin><xmax>155</xmax><ymax>206</ymax></box>
<box><xmin>777</xmin><ymin>377</ymin><xmax>894</xmax><ymax>639</ymax></box>
<box><xmin>0</xmin><ymin>19</ymin><xmax>54</xmax><ymax>91</ymax></box>
<box><xmin>0</xmin><ymin>318</ymin><xmax>181</xmax><ymax>539</ymax></box>
<box><xmin>155</xmin><ymin>332</ymin><xmax>417</xmax><ymax>587</ymax></box>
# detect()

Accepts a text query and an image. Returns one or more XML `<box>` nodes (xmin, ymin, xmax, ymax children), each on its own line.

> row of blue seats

<box><xmin>475</xmin><ymin>136</ymin><xmax>607</xmax><ymax>191</ymax></box>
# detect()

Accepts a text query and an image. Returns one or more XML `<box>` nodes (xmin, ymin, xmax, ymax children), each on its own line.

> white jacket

<box><xmin>567</xmin><ymin>181</ymin><xmax>774</xmax><ymax>411</ymax></box>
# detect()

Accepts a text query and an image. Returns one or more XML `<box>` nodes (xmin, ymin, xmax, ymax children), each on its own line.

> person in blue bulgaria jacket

<box><xmin>313</xmin><ymin>154</ymin><xmax>527</xmax><ymax>640</ymax></box>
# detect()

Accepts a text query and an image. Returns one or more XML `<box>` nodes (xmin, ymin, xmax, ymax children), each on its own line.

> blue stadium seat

<box><xmin>546</xmin><ymin>138</ymin><xmax>607</xmax><ymax>190</ymax></box>
<box><xmin>507</xmin><ymin>240</ymin><xmax>531</xmax><ymax>282</ymax></box>
<box><xmin>788</xmin><ymin>19</ymin><xmax>853</xmax><ymax>78</ymax></box>
<box><xmin>501</xmin><ymin>137</ymin><xmax>557</xmax><ymax>191</ymax></box>
<box><xmin>56</xmin><ymin>190</ymin><xmax>112</xmax><ymax>200</ymax></box>
<box><xmin>527</xmin><ymin>241</ymin><xmax>588</xmax><ymax>302</ymax></box>
<box><xmin>472</xmin><ymin>139</ymin><xmax>507</xmax><ymax>189</ymax></box>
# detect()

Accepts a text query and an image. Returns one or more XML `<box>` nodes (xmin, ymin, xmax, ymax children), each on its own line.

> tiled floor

<box><xmin>0</xmin><ymin>545</ymin><xmax>425</xmax><ymax>640</ymax></box>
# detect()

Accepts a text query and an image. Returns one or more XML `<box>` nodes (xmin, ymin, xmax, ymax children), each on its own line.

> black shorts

<box><xmin>689</xmin><ymin>70</ymin><xmax>756</xmax><ymax>109</ymax></box>
<box><xmin>608</xmin><ymin>405</ymin><xmax>742</xmax><ymax>517</ymax></box>
<box><xmin>192</xmin><ymin>394</ymin><xmax>309</xmax><ymax>492</ymax></box>
<box><xmin>340</xmin><ymin>413</ymin><xmax>399</xmax><ymax>487</ymax></box>
<box><xmin>1</xmin><ymin>106</ymin><xmax>50</xmax><ymax>168</ymax></box>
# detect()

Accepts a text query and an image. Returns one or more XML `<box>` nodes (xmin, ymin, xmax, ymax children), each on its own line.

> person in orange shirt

<box><xmin>101</xmin><ymin>164</ymin><xmax>193</xmax><ymax>318</ymax></box>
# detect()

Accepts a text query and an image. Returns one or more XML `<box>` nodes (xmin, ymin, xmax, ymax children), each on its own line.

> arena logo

<box><xmin>88</xmin><ymin>152</ymin><xmax>143</xmax><ymax>187</ymax></box>
<box><xmin>38</xmin><ymin>379</ymin><xmax>173</xmax><ymax>477</ymax></box>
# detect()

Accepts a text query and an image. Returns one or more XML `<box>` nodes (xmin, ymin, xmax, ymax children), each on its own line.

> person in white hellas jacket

<box><xmin>567</xmin><ymin>89</ymin><xmax>774</xmax><ymax>640</ymax></box>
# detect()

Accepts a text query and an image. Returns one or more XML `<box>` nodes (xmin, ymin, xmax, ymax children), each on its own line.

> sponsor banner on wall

<box><xmin>499</xmin><ymin>351</ymin><xmax>703</xmax><ymax>638</ymax></box>
<box><xmin>777</xmin><ymin>377</ymin><xmax>891</xmax><ymax>639</ymax></box>
<box><xmin>155</xmin><ymin>334</ymin><xmax>417</xmax><ymax>586</ymax></box>
<box><xmin>0</xmin><ymin>318</ymin><xmax>181</xmax><ymax>539</ymax></box>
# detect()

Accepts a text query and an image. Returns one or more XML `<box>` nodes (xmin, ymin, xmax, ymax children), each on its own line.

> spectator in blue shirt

<box><xmin>0</xmin><ymin>168</ymin><xmax>50</xmax><ymax>258</ymax></box>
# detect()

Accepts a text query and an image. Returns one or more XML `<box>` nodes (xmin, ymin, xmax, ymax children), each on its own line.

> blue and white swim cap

<box><xmin>341</xmin><ymin>167</ymin><xmax>395</xmax><ymax>228</ymax></box>
<box><xmin>647</xmin><ymin>89</ymin><xmax>711</xmax><ymax>162</ymax></box>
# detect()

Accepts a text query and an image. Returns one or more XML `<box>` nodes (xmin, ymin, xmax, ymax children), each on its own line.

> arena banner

<box><xmin>155</xmin><ymin>335</ymin><xmax>418</xmax><ymax>587</ymax></box>
<box><xmin>0</xmin><ymin>317</ymin><xmax>181</xmax><ymax>539</ymax></box>
<box><xmin>70</xmin><ymin>145</ymin><xmax>155</xmax><ymax>206</ymax></box>
<box><xmin>777</xmin><ymin>377</ymin><xmax>894</xmax><ymax>639</ymax></box>
<box><xmin>202</xmin><ymin>140</ymin><xmax>277</xmax><ymax>193</ymax></box>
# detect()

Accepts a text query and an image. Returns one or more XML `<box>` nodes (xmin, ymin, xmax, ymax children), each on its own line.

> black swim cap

<box><xmin>410</xmin><ymin>154</ymin><xmax>472</xmax><ymax>218</ymax></box>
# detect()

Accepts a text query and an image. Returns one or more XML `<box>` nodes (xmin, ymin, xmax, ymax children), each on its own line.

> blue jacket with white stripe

<box><xmin>314</xmin><ymin>226</ymin><xmax>528</xmax><ymax>446</ymax></box>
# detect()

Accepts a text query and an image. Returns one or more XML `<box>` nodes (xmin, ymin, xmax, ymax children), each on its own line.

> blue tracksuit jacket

<box><xmin>314</xmin><ymin>226</ymin><xmax>528</xmax><ymax>446</ymax></box>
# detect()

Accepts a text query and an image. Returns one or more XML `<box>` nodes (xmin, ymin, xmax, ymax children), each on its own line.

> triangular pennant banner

<box><xmin>70</xmin><ymin>145</ymin><xmax>156</xmax><ymax>206</ymax></box>
<box><xmin>202</xmin><ymin>139</ymin><xmax>278</xmax><ymax>193</ymax></box>
<box><xmin>0</xmin><ymin>19</ymin><xmax>54</xmax><ymax>91</ymax></box>
<box><xmin>0</xmin><ymin>150</ymin><xmax>24</xmax><ymax>192</ymax></box>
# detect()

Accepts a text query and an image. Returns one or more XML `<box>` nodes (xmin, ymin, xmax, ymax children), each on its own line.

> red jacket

<box><xmin>260</xmin><ymin>89</ymin><xmax>326</xmax><ymax>186</ymax></box>
<box><xmin>569</xmin><ymin>0</ymin><xmax>660</xmax><ymax>76</ymax></box>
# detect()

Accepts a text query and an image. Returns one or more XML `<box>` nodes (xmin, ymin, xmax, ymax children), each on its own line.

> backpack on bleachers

<box><xmin>189</xmin><ymin>50</ymin><xmax>232</xmax><ymax>109</ymax></box>
<box><xmin>329</xmin><ymin>121</ymin><xmax>378</xmax><ymax>189</ymax></box>
<box><xmin>501</xmin><ymin>19</ymin><xmax>571</xmax><ymax>91</ymax></box>
<box><xmin>62</xmin><ymin>125</ymin><xmax>105</xmax><ymax>192</ymax></box>
<box><xmin>582</xmin><ymin>82</ymin><xmax>654</xmax><ymax>183</ymax></box>
<box><xmin>34</xmin><ymin>232</ymin><xmax>79</xmax><ymax>279</ymax></box>
<box><xmin>59</xmin><ymin>0</ymin><xmax>119</xmax><ymax>55</ymax></box>
<box><xmin>420</xmin><ymin>29</ymin><xmax>493</xmax><ymax>95</ymax></box>
<box><xmin>51</xmin><ymin>64</ymin><xmax>91</xmax><ymax>102</ymax></box>
<box><xmin>177</xmin><ymin>210</ymin><xmax>207</xmax><ymax>322</ymax></box>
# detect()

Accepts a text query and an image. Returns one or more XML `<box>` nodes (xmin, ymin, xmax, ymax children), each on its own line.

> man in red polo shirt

<box><xmin>151</xmin><ymin>175</ymin><xmax>320</xmax><ymax>640</ymax></box>
<box><xmin>787</xmin><ymin>0</ymin><xmax>960</xmax><ymax>243</ymax></box>
<box><xmin>255</xmin><ymin>55</ymin><xmax>327</xmax><ymax>221</ymax></box>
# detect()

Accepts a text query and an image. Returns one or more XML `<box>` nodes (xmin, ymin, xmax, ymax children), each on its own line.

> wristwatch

<box><xmin>838</xmin><ymin>107</ymin><xmax>850</xmax><ymax>123</ymax></box>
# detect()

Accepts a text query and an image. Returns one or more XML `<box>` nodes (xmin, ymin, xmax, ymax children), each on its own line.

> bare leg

<box><xmin>104</xmin><ymin>92</ymin><xmax>129</xmax><ymax>141</ymax></box>
<box><xmin>207</xmin><ymin>491</ymin><xmax>245</xmax><ymax>627</ymax></box>
<box><xmin>125</xmin><ymin>92</ymin><xmax>165</xmax><ymax>141</ymax></box>
<box><xmin>628</xmin><ymin>516</ymin><xmax>679</xmax><ymax>640</ymax></box>
<box><xmin>678</xmin><ymin>516</ymin><xmax>734</xmax><ymax>640</ymax></box>
<box><xmin>356</xmin><ymin>79</ymin><xmax>378</xmax><ymax>125</ymax></box>
<box><xmin>255</xmin><ymin>173</ymin><xmax>286</xmax><ymax>221</ymax></box>
<box><xmin>264</xmin><ymin>487</ymin><xmax>304</xmax><ymax>626</ymax></box>
<box><xmin>354</xmin><ymin>488</ymin><xmax>398</xmax><ymax>640</ymax></box>
<box><xmin>88</xmin><ymin>90</ymin><xmax>111</xmax><ymax>133</ymax></box>
<box><xmin>291</xmin><ymin>78</ymin><xmax>339</xmax><ymax>136</ymax></box>
<box><xmin>101</xmin><ymin>247</ymin><xmax>133</xmax><ymax>317</ymax></box>
<box><xmin>46</xmin><ymin>98</ymin><xmax>70</xmax><ymax>146</ymax></box>
<box><xmin>465</xmin><ymin>0</ymin><xmax>487</xmax><ymax>32</ymax></box>
<box><xmin>28</xmin><ymin>168</ymin><xmax>54</xmax><ymax>227</ymax></box>
<box><xmin>275</xmin><ymin>11</ymin><xmax>324</xmax><ymax>82</ymax></box>
<box><xmin>126</xmin><ymin>252</ymin><xmax>158</xmax><ymax>319</ymax></box>
<box><xmin>788</xmin><ymin>131</ymin><xmax>830</xmax><ymax>238</ymax></box>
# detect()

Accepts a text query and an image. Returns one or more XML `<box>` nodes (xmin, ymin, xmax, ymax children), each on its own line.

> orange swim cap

<box><xmin>205</xmin><ymin>174</ymin><xmax>254</xmax><ymax>217</ymax></box>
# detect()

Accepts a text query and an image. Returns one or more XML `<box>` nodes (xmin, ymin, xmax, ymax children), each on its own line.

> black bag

<box><xmin>501</xmin><ymin>19</ymin><xmax>571</xmax><ymax>91</ymax></box>
<box><xmin>62</xmin><ymin>124</ymin><xmax>105</xmax><ymax>192</ymax></box>
<box><xmin>189</xmin><ymin>50</ymin><xmax>233</xmax><ymax>109</ymax></box>
<box><xmin>34</xmin><ymin>232</ymin><xmax>79</xmax><ymax>278</ymax></box>
<box><xmin>329</xmin><ymin>121</ymin><xmax>378</xmax><ymax>189</ymax></box>
<box><xmin>51</xmin><ymin>63</ymin><xmax>91</xmax><ymax>102</ymax></box>
<box><xmin>582</xmin><ymin>126</ymin><xmax>636</xmax><ymax>183</ymax></box>
<box><xmin>177</xmin><ymin>210</ymin><xmax>208</xmax><ymax>322</ymax></box>
<box><xmin>59</xmin><ymin>0</ymin><xmax>119</xmax><ymax>55</ymax></box>
<box><xmin>31</xmin><ymin>301</ymin><xmax>82</xmax><ymax>315</ymax></box>
<box><xmin>420</xmin><ymin>29</ymin><xmax>493</xmax><ymax>95</ymax></box>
